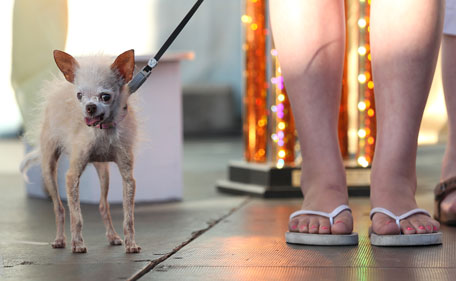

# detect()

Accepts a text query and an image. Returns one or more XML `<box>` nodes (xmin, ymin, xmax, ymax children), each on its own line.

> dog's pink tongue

<box><xmin>85</xmin><ymin>116</ymin><xmax>101</xmax><ymax>126</ymax></box>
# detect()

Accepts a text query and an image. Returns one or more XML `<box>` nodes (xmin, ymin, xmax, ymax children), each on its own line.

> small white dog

<box><xmin>21</xmin><ymin>50</ymin><xmax>141</xmax><ymax>253</ymax></box>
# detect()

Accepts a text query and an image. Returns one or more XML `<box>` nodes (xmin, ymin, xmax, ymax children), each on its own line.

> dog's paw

<box><xmin>72</xmin><ymin>241</ymin><xmax>87</xmax><ymax>253</ymax></box>
<box><xmin>72</xmin><ymin>245</ymin><xmax>87</xmax><ymax>253</ymax></box>
<box><xmin>51</xmin><ymin>238</ymin><xmax>66</xmax><ymax>248</ymax></box>
<box><xmin>108</xmin><ymin>235</ymin><xmax>123</xmax><ymax>246</ymax></box>
<box><xmin>125</xmin><ymin>243</ymin><xmax>141</xmax><ymax>253</ymax></box>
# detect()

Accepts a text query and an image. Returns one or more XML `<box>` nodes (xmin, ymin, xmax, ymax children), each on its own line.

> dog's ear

<box><xmin>111</xmin><ymin>49</ymin><xmax>135</xmax><ymax>84</ymax></box>
<box><xmin>53</xmin><ymin>50</ymin><xmax>79</xmax><ymax>83</ymax></box>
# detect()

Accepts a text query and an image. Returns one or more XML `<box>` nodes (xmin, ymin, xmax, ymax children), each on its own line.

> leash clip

<box><xmin>148</xmin><ymin>58</ymin><xmax>158</xmax><ymax>69</ymax></box>
<box><xmin>128</xmin><ymin>59</ymin><xmax>157</xmax><ymax>94</ymax></box>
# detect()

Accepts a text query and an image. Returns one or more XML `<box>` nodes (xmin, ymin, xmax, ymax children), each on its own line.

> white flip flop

<box><xmin>285</xmin><ymin>204</ymin><xmax>358</xmax><ymax>246</ymax></box>
<box><xmin>369</xmin><ymin>207</ymin><xmax>442</xmax><ymax>246</ymax></box>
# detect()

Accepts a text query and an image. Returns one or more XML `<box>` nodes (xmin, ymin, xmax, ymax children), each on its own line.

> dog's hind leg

<box><xmin>93</xmin><ymin>162</ymin><xmax>122</xmax><ymax>246</ymax></box>
<box><xmin>41</xmin><ymin>142</ymin><xmax>66</xmax><ymax>248</ymax></box>
<box><xmin>116</xmin><ymin>152</ymin><xmax>141</xmax><ymax>253</ymax></box>
<box><xmin>66</xmin><ymin>150</ymin><xmax>89</xmax><ymax>253</ymax></box>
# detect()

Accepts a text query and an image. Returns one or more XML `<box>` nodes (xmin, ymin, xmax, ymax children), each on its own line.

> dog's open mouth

<box><xmin>85</xmin><ymin>114</ymin><xmax>104</xmax><ymax>127</ymax></box>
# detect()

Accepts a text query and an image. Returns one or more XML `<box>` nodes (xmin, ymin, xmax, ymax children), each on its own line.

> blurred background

<box><xmin>0</xmin><ymin>0</ymin><xmax>449</xmax><ymax>181</ymax></box>
<box><xmin>0</xmin><ymin>0</ymin><xmax>244</xmax><ymax>140</ymax></box>
<box><xmin>0</xmin><ymin>2</ymin><xmax>453</xmax><ymax>278</ymax></box>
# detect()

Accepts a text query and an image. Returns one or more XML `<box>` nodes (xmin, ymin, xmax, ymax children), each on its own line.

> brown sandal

<box><xmin>434</xmin><ymin>176</ymin><xmax>456</xmax><ymax>225</ymax></box>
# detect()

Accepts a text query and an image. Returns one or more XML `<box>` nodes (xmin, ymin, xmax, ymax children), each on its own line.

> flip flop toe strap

<box><xmin>370</xmin><ymin>207</ymin><xmax>431</xmax><ymax>231</ymax></box>
<box><xmin>289</xmin><ymin>204</ymin><xmax>352</xmax><ymax>226</ymax></box>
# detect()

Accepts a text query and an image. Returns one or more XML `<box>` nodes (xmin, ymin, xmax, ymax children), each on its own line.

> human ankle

<box><xmin>302</xmin><ymin>182</ymin><xmax>348</xmax><ymax>197</ymax></box>
<box><xmin>300</xmin><ymin>165</ymin><xmax>346</xmax><ymax>192</ymax></box>
<box><xmin>301</xmin><ymin>185</ymin><xmax>349</xmax><ymax>212</ymax></box>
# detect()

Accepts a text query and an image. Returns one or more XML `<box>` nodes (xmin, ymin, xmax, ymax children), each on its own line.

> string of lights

<box><xmin>339</xmin><ymin>0</ymin><xmax>351</xmax><ymax>160</ymax></box>
<box><xmin>356</xmin><ymin>0</ymin><xmax>376</xmax><ymax>168</ymax></box>
<box><xmin>270</xmin><ymin>50</ymin><xmax>295</xmax><ymax>169</ymax></box>
<box><xmin>242</xmin><ymin>0</ymin><xmax>268</xmax><ymax>163</ymax></box>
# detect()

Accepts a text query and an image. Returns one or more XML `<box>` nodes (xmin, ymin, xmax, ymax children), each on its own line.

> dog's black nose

<box><xmin>86</xmin><ymin>104</ymin><xmax>97</xmax><ymax>115</ymax></box>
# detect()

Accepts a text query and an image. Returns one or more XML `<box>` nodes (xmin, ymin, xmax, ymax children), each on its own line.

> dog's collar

<box><xmin>96</xmin><ymin>111</ymin><xmax>127</xmax><ymax>130</ymax></box>
<box><xmin>96</xmin><ymin>122</ymin><xmax>116</xmax><ymax>129</ymax></box>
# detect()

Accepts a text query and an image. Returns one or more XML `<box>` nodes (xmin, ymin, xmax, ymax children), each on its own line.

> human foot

<box><xmin>434</xmin><ymin>176</ymin><xmax>456</xmax><ymax>224</ymax></box>
<box><xmin>437</xmin><ymin>151</ymin><xmax>456</xmax><ymax>224</ymax></box>
<box><xmin>370</xmin><ymin>178</ymin><xmax>440</xmax><ymax>235</ymax></box>
<box><xmin>288</xmin><ymin>186</ymin><xmax>353</xmax><ymax>235</ymax></box>
<box><xmin>439</xmin><ymin>189</ymin><xmax>456</xmax><ymax>215</ymax></box>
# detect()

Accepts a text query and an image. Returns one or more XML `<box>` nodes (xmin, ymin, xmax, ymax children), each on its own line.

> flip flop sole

<box><xmin>285</xmin><ymin>231</ymin><xmax>359</xmax><ymax>246</ymax></box>
<box><xmin>370</xmin><ymin>232</ymin><xmax>442</xmax><ymax>246</ymax></box>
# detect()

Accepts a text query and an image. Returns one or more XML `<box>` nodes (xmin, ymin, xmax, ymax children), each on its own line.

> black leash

<box><xmin>128</xmin><ymin>0</ymin><xmax>205</xmax><ymax>94</ymax></box>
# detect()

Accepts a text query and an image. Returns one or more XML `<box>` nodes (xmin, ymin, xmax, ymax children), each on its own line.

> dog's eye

<box><xmin>100</xmin><ymin>93</ymin><xmax>111</xmax><ymax>102</ymax></box>
<box><xmin>77</xmin><ymin>92</ymin><xmax>82</xmax><ymax>100</ymax></box>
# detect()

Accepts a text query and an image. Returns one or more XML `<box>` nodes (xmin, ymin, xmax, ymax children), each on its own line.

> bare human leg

<box><xmin>269</xmin><ymin>0</ymin><xmax>352</xmax><ymax>235</ymax></box>
<box><xmin>370</xmin><ymin>0</ymin><xmax>444</xmax><ymax>235</ymax></box>
<box><xmin>439</xmin><ymin>34</ymin><xmax>456</xmax><ymax>217</ymax></box>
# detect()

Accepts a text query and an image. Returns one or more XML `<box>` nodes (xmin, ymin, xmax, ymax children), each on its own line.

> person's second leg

<box><xmin>270</xmin><ymin>0</ymin><xmax>352</xmax><ymax>234</ymax></box>
<box><xmin>370</xmin><ymin>0</ymin><xmax>444</xmax><ymax>235</ymax></box>
<box><xmin>439</xmin><ymin>34</ymin><xmax>456</xmax><ymax>217</ymax></box>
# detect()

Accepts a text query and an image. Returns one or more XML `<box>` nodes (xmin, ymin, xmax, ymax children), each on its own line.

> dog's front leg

<box><xmin>66</xmin><ymin>152</ymin><xmax>89</xmax><ymax>253</ymax></box>
<box><xmin>116</xmin><ymin>153</ymin><xmax>141</xmax><ymax>253</ymax></box>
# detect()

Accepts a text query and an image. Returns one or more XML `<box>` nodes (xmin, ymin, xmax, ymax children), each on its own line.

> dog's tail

<box><xmin>19</xmin><ymin>149</ymin><xmax>41</xmax><ymax>183</ymax></box>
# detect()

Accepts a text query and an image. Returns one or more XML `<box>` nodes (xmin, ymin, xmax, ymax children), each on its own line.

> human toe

<box><xmin>431</xmin><ymin>220</ymin><xmax>440</xmax><ymax>232</ymax></box>
<box><xmin>399</xmin><ymin>220</ymin><xmax>416</xmax><ymax>235</ymax></box>
<box><xmin>331</xmin><ymin>211</ymin><xmax>353</xmax><ymax>235</ymax></box>
<box><xmin>440</xmin><ymin>190</ymin><xmax>456</xmax><ymax>214</ymax></box>
<box><xmin>409</xmin><ymin>219</ymin><xmax>427</xmax><ymax>234</ymax></box>
<box><xmin>297</xmin><ymin>217</ymin><xmax>310</xmax><ymax>233</ymax></box>
<box><xmin>308</xmin><ymin>217</ymin><xmax>320</xmax><ymax>234</ymax></box>
<box><xmin>371</xmin><ymin>213</ymin><xmax>400</xmax><ymax>235</ymax></box>
<box><xmin>408</xmin><ymin>214</ymin><xmax>435</xmax><ymax>234</ymax></box>
<box><xmin>318</xmin><ymin>218</ymin><xmax>331</xmax><ymax>234</ymax></box>
<box><xmin>289</xmin><ymin>219</ymin><xmax>299</xmax><ymax>232</ymax></box>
